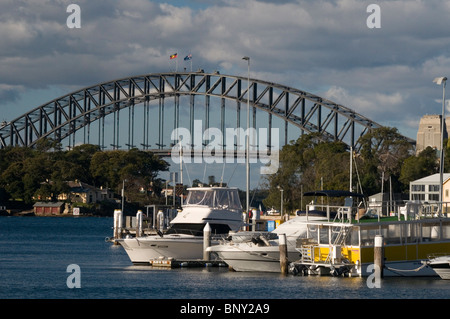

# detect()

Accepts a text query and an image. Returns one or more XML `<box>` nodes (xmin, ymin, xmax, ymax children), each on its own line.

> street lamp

<box><xmin>277</xmin><ymin>185</ymin><xmax>284</xmax><ymax>220</ymax></box>
<box><xmin>242</xmin><ymin>56</ymin><xmax>250</xmax><ymax>216</ymax></box>
<box><xmin>433</xmin><ymin>76</ymin><xmax>447</xmax><ymax>213</ymax></box>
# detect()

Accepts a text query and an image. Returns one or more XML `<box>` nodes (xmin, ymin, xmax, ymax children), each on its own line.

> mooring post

<box><xmin>279</xmin><ymin>233</ymin><xmax>288</xmax><ymax>275</ymax></box>
<box><xmin>374</xmin><ymin>235</ymin><xmax>384</xmax><ymax>278</ymax></box>
<box><xmin>157</xmin><ymin>210</ymin><xmax>164</xmax><ymax>231</ymax></box>
<box><xmin>242</xmin><ymin>211</ymin><xmax>248</xmax><ymax>231</ymax></box>
<box><xmin>203</xmin><ymin>223</ymin><xmax>211</xmax><ymax>261</ymax></box>
<box><xmin>113</xmin><ymin>209</ymin><xmax>123</xmax><ymax>245</ymax></box>
<box><xmin>136</xmin><ymin>210</ymin><xmax>143</xmax><ymax>237</ymax></box>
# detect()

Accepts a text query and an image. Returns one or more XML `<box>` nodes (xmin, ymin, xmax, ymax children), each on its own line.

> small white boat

<box><xmin>207</xmin><ymin>213</ymin><xmax>329</xmax><ymax>272</ymax></box>
<box><xmin>427</xmin><ymin>255</ymin><xmax>450</xmax><ymax>279</ymax></box>
<box><xmin>117</xmin><ymin>186</ymin><xmax>244</xmax><ymax>264</ymax></box>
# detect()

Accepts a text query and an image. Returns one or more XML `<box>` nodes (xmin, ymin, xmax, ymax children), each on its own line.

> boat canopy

<box><xmin>184</xmin><ymin>187</ymin><xmax>242</xmax><ymax>210</ymax></box>
<box><xmin>303</xmin><ymin>190</ymin><xmax>365</xmax><ymax>198</ymax></box>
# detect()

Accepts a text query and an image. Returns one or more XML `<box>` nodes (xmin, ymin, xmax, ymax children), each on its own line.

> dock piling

<box><xmin>113</xmin><ymin>209</ymin><xmax>123</xmax><ymax>243</ymax></box>
<box><xmin>157</xmin><ymin>210</ymin><xmax>164</xmax><ymax>231</ymax></box>
<box><xmin>374</xmin><ymin>235</ymin><xmax>384</xmax><ymax>278</ymax></box>
<box><xmin>136</xmin><ymin>210</ymin><xmax>143</xmax><ymax>237</ymax></box>
<box><xmin>279</xmin><ymin>233</ymin><xmax>288</xmax><ymax>275</ymax></box>
<box><xmin>203</xmin><ymin>223</ymin><xmax>211</xmax><ymax>261</ymax></box>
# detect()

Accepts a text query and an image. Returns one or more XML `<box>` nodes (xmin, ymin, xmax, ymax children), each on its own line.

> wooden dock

<box><xmin>150</xmin><ymin>259</ymin><xmax>228</xmax><ymax>269</ymax></box>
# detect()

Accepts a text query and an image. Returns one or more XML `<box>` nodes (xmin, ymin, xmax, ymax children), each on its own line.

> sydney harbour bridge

<box><xmin>0</xmin><ymin>71</ymin><xmax>415</xmax><ymax>156</ymax></box>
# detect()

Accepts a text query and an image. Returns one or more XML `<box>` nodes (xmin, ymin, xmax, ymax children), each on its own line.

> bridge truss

<box><xmin>0</xmin><ymin>72</ymin><xmax>412</xmax><ymax>152</ymax></box>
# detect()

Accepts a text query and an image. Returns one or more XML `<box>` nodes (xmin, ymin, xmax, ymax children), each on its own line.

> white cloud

<box><xmin>1</xmin><ymin>0</ymin><xmax>450</xmax><ymax>140</ymax></box>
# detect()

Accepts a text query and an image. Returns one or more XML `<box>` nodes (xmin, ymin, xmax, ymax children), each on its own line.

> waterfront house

<box><xmin>57</xmin><ymin>180</ymin><xmax>114</xmax><ymax>204</ymax></box>
<box><xmin>409</xmin><ymin>173</ymin><xmax>450</xmax><ymax>202</ymax></box>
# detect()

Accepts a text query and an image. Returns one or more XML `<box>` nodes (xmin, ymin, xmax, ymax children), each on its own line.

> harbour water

<box><xmin>1</xmin><ymin>216</ymin><xmax>448</xmax><ymax>313</ymax></box>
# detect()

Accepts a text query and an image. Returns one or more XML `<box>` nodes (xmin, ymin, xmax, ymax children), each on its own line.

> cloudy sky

<box><xmin>1</xmin><ymin>0</ymin><xmax>450</xmax><ymax>189</ymax></box>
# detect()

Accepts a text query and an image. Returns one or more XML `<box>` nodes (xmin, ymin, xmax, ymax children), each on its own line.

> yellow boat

<box><xmin>291</xmin><ymin>193</ymin><xmax>450</xmax><ymax>277</ymax></box>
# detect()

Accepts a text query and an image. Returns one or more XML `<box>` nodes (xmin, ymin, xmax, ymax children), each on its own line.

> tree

<box><xmin>263</xmin><ymin>134</ymin><xmax>351</xmax><ymax>213</ymax></box>
<box><xmin>0</xmin><ymin>143</ymin><xmax>170</xmax><ymax>206</ymax></box>
<box><xmin>399</xmin><ymin>146</ymin><xmax>439</xmax><ymax>190</ymax></box>
<box><xmin>90</xmin><ymin>149</ymin><xmax>169</xmax><ymax>204</ymax></box>
<box><xmin>356</xmin><ymin>127</ymin><xmax>414</xmax><ymax>195</ymax></box>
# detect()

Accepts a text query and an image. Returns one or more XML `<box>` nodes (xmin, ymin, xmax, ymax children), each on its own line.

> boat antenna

<box><xmin>352</xmin><ymin>150</ymin><xmax>367</xmax><ymax>208</ymax></box>
<box><xmin>226</xmin><ymin>164</ymin><xmax>239</xmax><ymax>185</ymax></box>
<box><xmin>202</xmin><ymin>163</ymin><xmax>207</xmax><ymax>183</ymax></box>
<box><xmin>183</xmin><ymin>160</ymin><xmax>192</xmax><ymax>187</ymax></box>
<box><xmin>220</xmin><ymin>162</ymin><xmax>226</xmax><ymax>187</ymax></box>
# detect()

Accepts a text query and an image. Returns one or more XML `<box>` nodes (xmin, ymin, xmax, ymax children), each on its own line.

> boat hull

<box><xmin>208</xmin><ymin>243</ymin><xmax>300</xmax><ymax>272</ymax></box>
<box><xmin>428</xmin><ymin>257</ymin><xmax>450</xmax><ymax>279</ymax></box>
<box><xmin>119</xmin><ymin>235</ymin><xmax>219</xmax><ymax>264</ymax></box>
<box><xmin>430</xmin><ymin>267</ymin><xmax>450</xmax><ymax>279</ymax></box>
<box><xmin>358</xmin><ymin>260</ymin><xmax>438</xmax><ymax>277</ymax></box>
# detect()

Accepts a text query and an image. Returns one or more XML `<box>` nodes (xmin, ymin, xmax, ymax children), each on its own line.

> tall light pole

<box><xmin>433</xmin><ymin>76</ymin><xmax>447</xmax><ymax>213</ymax></box>
<box><xmin>243</xmin><ymin>56</ymin><xmax>250</xmax><ymax>215</ymax></box>
<box><xmin>277</xmin><ymin>186</ymin><xmax>284</xmax><ymax>220</ymax></box>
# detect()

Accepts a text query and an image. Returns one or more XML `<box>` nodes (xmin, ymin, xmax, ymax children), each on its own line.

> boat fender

<box><xmin>289</xmin><ymin>263</ymin><xmax>299</xmax><ymax>276</ymax></box>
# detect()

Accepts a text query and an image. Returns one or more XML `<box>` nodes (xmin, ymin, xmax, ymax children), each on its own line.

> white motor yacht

<box><xmin>117</xmin><ymin>186</ymin><xmax>244</xmax><ymax>264</ymax></box>
<box><xmin>207</xmin><ymin>212</ymin><xmax>329</xmax><ymax>272</ymax></box>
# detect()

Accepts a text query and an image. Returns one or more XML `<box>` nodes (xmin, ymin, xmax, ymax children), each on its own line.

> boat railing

<box><xmin>307</xmin><ymin>201</ymin><xmax>450</xmax><ymax>224</ymax></box>
<box><xmin>368</xmin><ymin>200</ymin><xmax>450</xmax><ymax>220</ymax></box>
<box><xmin>305</xmin><ymin>204</ymin><xmax>357</xmax><ymax>223</ymax></box>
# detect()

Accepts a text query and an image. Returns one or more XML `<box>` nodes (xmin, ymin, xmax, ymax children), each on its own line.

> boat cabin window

<box><xmin>422</xmin><ymin>222</ymin><xmax>442</xmax><ymax>242</ymax></box>
<box><xmin>184</xmin><ymin>189</ymin><xmax>242</xmax><ymax>210</ymax></box>
<box><xmin>185</xmin><ymin>190</ymin><xmax>214</xmax><ymax>206</ymax></box>
<box><xmin>215</xmin><ymin>189</ymin><xmax>242</xmax><ymax>210</ymax></box>
<box><xmin>166</xmin><ymin>223</ymin><xmax>231</xmax><ymax>236</ymax></box>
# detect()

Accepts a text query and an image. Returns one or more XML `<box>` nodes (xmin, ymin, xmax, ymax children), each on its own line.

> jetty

<box><xmin>150</xmin><ymin>258</ymin><xmax>228</xmax><ymax>269</ymax></box>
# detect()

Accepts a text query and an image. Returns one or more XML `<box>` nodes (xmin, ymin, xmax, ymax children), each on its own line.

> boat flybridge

<box><xmin>117</xmin><ymin>186</ymin><xmax>244</xmax><ymax>264</ymax></box>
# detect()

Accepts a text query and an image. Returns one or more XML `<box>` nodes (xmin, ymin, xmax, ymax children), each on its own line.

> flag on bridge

<box><xmin>184</xmin><ymin>54</ymin><xmax>192</xmax><ymax>61</ymax></box>
<box><xmin>170</xmin><ymin>53</ymin><xmax>178</xmax><ymax>59</ymax></box>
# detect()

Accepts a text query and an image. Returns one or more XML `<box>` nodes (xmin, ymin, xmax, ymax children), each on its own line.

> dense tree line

<box><xmin>263</xmin><ymin>127</ymin><xmax>444</xmax><ymax>213</ymax></box>
<box><xmin>0</xmin><ymin>139</ymin><xmax>169</xmax><ymax>205</ymax></box>
<box><xmin>1</xmin><ymin>128</ymin><xmax>448</xmax><ymax>214</ymax></box>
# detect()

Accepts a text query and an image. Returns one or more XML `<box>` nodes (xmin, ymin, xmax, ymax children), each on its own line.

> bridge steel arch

<box><xmin>0</xmin><ymin>72</ymin><xmax>413</xmax><ymax>151</ymax></box>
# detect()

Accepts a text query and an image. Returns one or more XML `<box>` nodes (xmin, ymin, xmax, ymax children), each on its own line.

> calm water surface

<box><xmin>1</xmin><ymin>216</ymin><xmax>448</xmax><ymax>301</ymax></box>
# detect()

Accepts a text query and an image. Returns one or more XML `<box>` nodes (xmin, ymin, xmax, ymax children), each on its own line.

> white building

<box><xmin>409</xmin><ymin>173</ymin><xmax>450</xmax><ymax>202</ymax></box>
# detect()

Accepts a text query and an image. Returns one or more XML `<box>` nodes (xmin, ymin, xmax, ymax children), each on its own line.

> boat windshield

<box><xmin>184</xmin><ymin>188</ymin><xmax>242</xmax><ymax>210</ymax></box>
<box><xmin>165</xmin><ymin>223</ymin><xmax>232</xmax><ymax>236</ymax></box>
